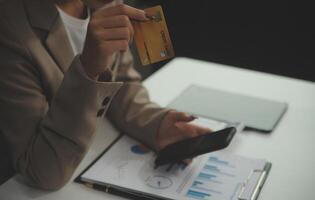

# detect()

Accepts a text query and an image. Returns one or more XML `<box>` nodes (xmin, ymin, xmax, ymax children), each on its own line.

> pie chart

<box><xmin>146</xmin><ymin>175</ymin><xmax>173</xmax><ymax>189</ymax></box>
<box><xmin>130</xmin><ymin>144</ymin><xmax>150</xmax><ymax>155</ymax></box>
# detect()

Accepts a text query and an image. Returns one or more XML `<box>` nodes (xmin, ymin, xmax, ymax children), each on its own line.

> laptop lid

<box><xmin>168</xmin><ymin>85</ymin><xmax>288</xmax><ymax>132</ymax></box>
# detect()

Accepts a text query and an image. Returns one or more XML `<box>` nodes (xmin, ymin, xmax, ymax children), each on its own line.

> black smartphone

<box><xmin>154</xmin><ymin>127</ymin><xmax>236</xmax><ymax>167</ymax></box>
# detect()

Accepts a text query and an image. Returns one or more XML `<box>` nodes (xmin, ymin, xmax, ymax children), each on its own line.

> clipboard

<box><xmin>75</xmin><ymin>135</ymin><xmax>272</xmax><ymax>200</ymax></box>
<box><xmin>75</xmin><ymin>134</ymin><xmax>169</xmax><ymax>200</ymax></box>
<box><xmin>238</xmin><ymin>163</ymin><xmax>272</xmax><ymax>200</ymax></box>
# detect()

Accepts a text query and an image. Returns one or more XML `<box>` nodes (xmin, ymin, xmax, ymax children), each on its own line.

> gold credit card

<box><xmin>133</xmin><ymin>5</ymin><xmax>175</xmax><ymax>66</ymax></box>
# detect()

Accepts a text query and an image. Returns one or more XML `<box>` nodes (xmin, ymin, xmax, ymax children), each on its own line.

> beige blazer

<box><xmin>0</xmin><ymin>0</ymin><xmax>168</xmax><ymax>189</ymax></box>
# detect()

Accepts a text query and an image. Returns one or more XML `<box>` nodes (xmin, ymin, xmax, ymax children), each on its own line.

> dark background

<box><xmin>126</xmin><ymin>0</ymin><xmax>315</xmax><ymax>82</ymax></box>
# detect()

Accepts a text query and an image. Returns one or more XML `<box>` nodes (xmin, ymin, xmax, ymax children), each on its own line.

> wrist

<box><xmin>85</xmin><ymin>69</ymin><xmax>99</xmax><ymax>81</ymax></box>
<box><xmin>79</xmin><ymin>55</ymin><xmax>99</xmax><ymax>80</ymax></box>
<box><xmin>156</xmin><ymin>109</ymin><xmax>173</xmax><ymax>150</ymax></box>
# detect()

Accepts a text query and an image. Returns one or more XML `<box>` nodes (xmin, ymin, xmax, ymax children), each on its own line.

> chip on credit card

<box><xmin>133</xmin><ymin>5</ymin><xmax>175</xmax><ymax>66</ymax></box>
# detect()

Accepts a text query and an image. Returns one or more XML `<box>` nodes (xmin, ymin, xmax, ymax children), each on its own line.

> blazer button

<box><xmin>97</xmin><ymin>108</ymin><xmax>105</xmax><ymax>117</ymax></box>
<box><xmin>102</xmin><ymin>96</ymin><xmax>111</xmax><ymax>106</ymax></box>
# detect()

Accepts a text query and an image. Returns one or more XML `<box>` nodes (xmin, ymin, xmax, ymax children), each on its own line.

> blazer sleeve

<box><xmin>106</xmin><ymin>49</ymin><xmax>169</xmax><ymax>152</ymax></box>
<box><xmin>0</xmin><ymin>25</ymin><xmax>123</xmax><ymax>190</ymax></box>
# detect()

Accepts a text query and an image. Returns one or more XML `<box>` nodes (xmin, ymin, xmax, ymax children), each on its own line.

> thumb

<box><xmin>175</xmin><ymin>112</ymin><xmax>197</xmax><ymax>122</ymax></box>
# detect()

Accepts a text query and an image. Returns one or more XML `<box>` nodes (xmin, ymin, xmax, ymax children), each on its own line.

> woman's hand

<box><xmin>157</xmin><ymin>110</ymin><xmax>211</xmax><ymax>150</ymax></box>
<box><xmin>80</xmin><ymin>4</ymin><xmax>149</xmax><ymax>79</ymax></box>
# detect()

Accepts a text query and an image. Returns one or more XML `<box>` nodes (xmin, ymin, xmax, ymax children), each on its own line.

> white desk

<box><xmin>1</xmin><ymin>57</ymin><xmax>315</xmax><ymax>200</ymax></box>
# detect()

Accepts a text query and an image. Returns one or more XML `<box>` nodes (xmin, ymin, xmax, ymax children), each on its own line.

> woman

<box><xmin>0</xmin><ymin>0</ymin><xmax>209</xmax><ymax>190</ymax></box>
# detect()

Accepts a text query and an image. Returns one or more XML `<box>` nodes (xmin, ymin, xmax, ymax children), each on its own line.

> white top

<box><xmin>57</xmin><ymin>6</ymin><xmax>90</xmax><ymax>55</ymax></box>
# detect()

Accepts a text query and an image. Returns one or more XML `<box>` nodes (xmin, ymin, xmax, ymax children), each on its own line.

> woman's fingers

<box><xmin>175</xmin><ymin>122</ymin><xmax>212</xmax><ymax>138</ymax></box>
<box><xmin>195</xmin><ymin>126</ymin><xmax>212</xmax><ymax>135</ymax></box>
<box><xmin>93</xmin><ymin>16</ymin><xmax>134</xmax><ymax>39</ymax></box>
<box><xmin>94</xmin><ymin>4</ymin><xmax>148</xmax><ymax>21</ymax></box>
<box><xmin>96</xmin><ymin>27</ymin><xmax>131</xmax><ymax>41</ymax></box>
<box><xmin>99</xmin><ymin>40</ymin><xmax>129</xmax><ymax>53</ymax></box>
<box><xmin>173</xmin><ymin>111</ymin><xmax>196</xmax><ymax>123</ymax></box>
<box><xmin>81</xmin><ymin>4</ymin><xmax>149</xmax><ymax>79</ymax></box>
<box><xmin>175</xmin><ymin>122</ymin><xmax>199</xmax><ymax>138</ymax></box>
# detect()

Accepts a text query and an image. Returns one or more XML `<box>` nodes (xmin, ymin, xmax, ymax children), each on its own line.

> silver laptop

<box><xmin>168</xmin><ymin>85</ymin><xmax>288</xmax><ymax>132</ymax></box>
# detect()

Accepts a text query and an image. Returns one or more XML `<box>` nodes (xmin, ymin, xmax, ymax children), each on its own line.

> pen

<box><xmin>166</xmin><ymin>163</ymin><xmax>174</xmax><ymax>172</ymax></box>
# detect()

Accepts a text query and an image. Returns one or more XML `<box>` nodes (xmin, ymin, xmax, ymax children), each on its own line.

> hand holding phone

<box><xmin>154</xmin><ymin>127</ymin><xmax>236</xmax><ymax>167</ymax></box>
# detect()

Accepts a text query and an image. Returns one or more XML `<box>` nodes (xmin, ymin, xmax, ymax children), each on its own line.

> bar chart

<box><xmin>185</xmin><ymin>156</ymin><xmax>238</xmax><ymax>200</ymax></box>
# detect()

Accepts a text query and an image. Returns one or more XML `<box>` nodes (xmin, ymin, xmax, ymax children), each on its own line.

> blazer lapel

<box><xmin>24</xmin><ymin>0</ymin><xmax>74</xmax><ymax>73</ymax></box>
<box><xmin>45</xmin><ymin>18</ymin><xmax>75</xmax><ymax>73</ymax></box>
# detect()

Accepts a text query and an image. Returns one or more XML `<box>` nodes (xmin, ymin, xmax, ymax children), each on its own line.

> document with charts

<box><xmin>78</xmin><ymin>118</ymin><xmax>271</xmax><ymax>200</ymax></box>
